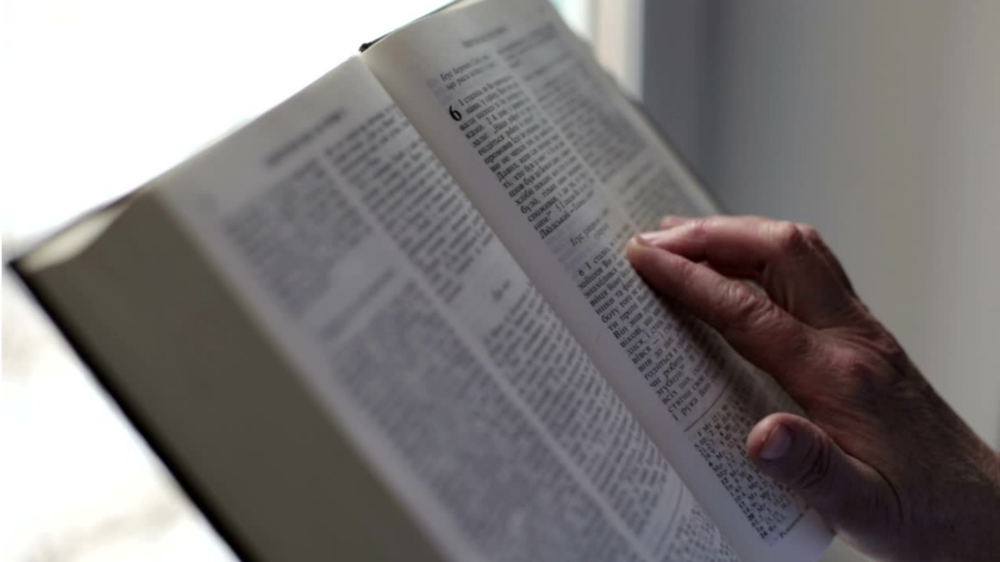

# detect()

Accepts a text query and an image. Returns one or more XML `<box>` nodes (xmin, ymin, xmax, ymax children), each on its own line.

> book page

<box><xmin>160</xmin><ymin>56</ymin><xmax>737</xmax><ymax>561</ymax></box>
<box><xmin>362</xmin><ymin>1</ymin><xmax>833</xmax><ymax>560</ymax></box>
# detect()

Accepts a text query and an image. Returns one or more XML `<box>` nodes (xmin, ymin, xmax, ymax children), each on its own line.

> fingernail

<box><xmin>626</xmin><ymin>236</ymin><xmax>649</xmax><ymax>261</ymax></box>
<box><xmin>632</xmin><ymin>233</ymin><xmax>654</xmax><ymax>247</ymax></box>
<box><xmin>660</xmin><ymin>215</ymin><xmax>683</xmax><ymax>229</ymax></box>
<box><xmin>637</xmin><ymin>231</ymin><xmax>670</xmax><ymax>245</ymax></box>
<box><xmin>760</xmin><ymin>424</ymin><xmax>792</xmax><ymax>461</ymax></box>
<box><xmin>626</xmin><ymin>236</ymin><xmax>659</xmax><ymax>264</ymax></box>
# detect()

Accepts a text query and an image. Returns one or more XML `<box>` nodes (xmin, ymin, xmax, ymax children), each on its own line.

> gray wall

<box><xmin>643</xmin><ymin>3</ymin><xmax>1000</xmax><ymax>559</ymax></box>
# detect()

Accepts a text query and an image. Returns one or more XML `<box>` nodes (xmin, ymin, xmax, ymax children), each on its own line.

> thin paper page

<box><xmin>159</xmin><ymin>56</ymin><xmax>733</xmax><ymax>561</ymax></box>
<box><xmin>362</xmin><ymin>2</ymin><xmax>833</xmax><ymax>560</ymax></box>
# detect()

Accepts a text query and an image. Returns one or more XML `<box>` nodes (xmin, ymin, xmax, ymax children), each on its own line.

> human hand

<box><xmin>626</xmin><ymin>215</ymin><xmax>1000</xmax><ymax>562</ymax></box>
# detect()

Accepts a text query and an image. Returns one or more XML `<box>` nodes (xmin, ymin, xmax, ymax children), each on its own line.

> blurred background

<box><xmin>2</xmin><ymin>1</ymin><xmax>997</xmax><ymax>561</ymax></box>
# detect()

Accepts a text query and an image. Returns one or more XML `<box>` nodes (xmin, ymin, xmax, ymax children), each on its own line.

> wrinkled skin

<box><xmin>626</xmin><ymin>215</ymin><xmax>1000</xmax><ymax>562</ymax></box>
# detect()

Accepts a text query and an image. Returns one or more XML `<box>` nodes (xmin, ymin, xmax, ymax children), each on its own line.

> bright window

<box><xmin>0</xmin><ymin>2</ymin><xmax>594</xmax><ymax>561</ymax></box>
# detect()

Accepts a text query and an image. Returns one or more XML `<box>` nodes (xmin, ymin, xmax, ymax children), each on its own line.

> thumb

<box><xmin>747</xmin><ymin>413</ymin><xmax>897</xmax><ymax>529</ymax></box>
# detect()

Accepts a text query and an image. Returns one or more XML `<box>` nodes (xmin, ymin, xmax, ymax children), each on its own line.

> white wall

<box><xmin>644</xmin><ymin>5</ymin><xmax>1000</xmax><ymax>558</ymax></box>
<box><xmin>645</xmin><ymin>0</ymin><xmax>999</xmax><ymax>444</ymax></box>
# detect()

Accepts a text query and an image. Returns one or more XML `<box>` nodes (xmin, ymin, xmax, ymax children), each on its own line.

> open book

<box><xmin>13</xmin><ymin>0</ymin><xmax>834</xmax><ymax>560</ymax></box>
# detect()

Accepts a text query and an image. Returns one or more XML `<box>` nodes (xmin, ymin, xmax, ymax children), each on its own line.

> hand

<box><xmin>626</xmin><ymin>215</ymin><xmax>1000</xmax><ymax>562</ymax></box>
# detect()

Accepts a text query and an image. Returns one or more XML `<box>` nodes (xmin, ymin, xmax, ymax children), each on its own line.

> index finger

<box><xmin>626</xmin><ymin>238</ymin><xmax>823</xmax><ymax>387</ymax></box>
<box><xmin>641</xmin><ymin>216</ymin><xmax>855</xmax><ymax>329</ymax></box>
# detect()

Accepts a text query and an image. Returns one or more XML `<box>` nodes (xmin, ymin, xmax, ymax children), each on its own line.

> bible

<box><xmin>12</xmin><ymin>0</ymin><xmax>834</xmax><ymax>560</ymax></box>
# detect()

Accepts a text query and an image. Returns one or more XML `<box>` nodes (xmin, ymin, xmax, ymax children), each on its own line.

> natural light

<box><xmin>0</xmin><ymin>1</ymin><xmax>591</xmax><ymax>560</ymax></box>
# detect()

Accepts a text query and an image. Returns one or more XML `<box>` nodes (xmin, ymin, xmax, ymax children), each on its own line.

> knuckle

<box><xmin>797</xmin><ymin>223</ymin><xmax>823</xmax><ymax>245</ymax></box>
<box><xmin>717</xmin><ymin>283</ymin><xmax>772</xmax><ymax>333</ymax></box>
<box><xmin>867</xmin><ymin>329</ymin><xmax>909</xmax><ymax>370</ymax></box>
<box><xmin>836</xmin><ymin>350</ymin><xmax>878</xmax><ymax>381</ymax></box>
<box><xmin>882</xmin><ymin>344</ymin><xmax>912</xmax><ymax>377</ymax></box>
<box><xmin>832</xmin><ymin>349</ymin><xmax>894</xmax><ymax>399</ymax></box>
<box><xmin>822</xmin><ymin>348</ymin><xmax>892</xmax><ymax>410</ymax></box>
<box><xmin>768</xmin><ymin>221</ymin><xmax>811</xmax><ymax>257</ymax></box>
<box><xmin>794</xmin><ymin>435</ymin><xmax>833</xmax><ymax>492</ymax></box>
<box><xmin>724</xmin><ymin>283</ymin><xmax>759</xmax><ymax>317</ymax></box>
<box><xmin>689</xmin><ymin>217</ymin><xmax>714</xmax><ymax>239</ymax></box>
